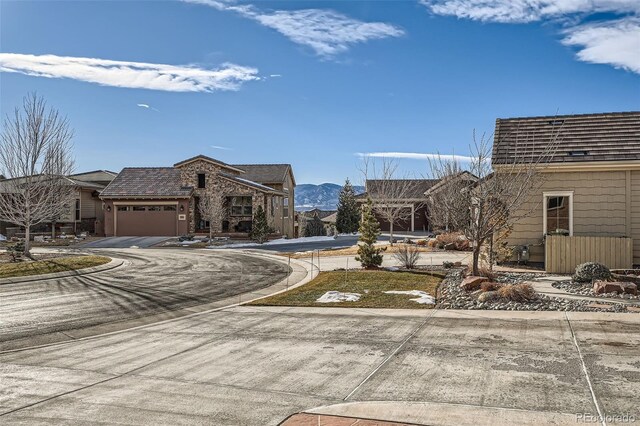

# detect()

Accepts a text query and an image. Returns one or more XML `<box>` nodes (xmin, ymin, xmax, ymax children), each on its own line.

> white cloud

<box><xmin>562</xmin><ymin>17</ymin><xmax>640</xmax><ymax>74</ymax></box>
<box><xmin>137</xmin><ymin>103</ymin><xmax>160</xmax><ymax>111</ymax></box>
<box><xmin>357</xmin><ymin>152</ymin><xmax>475</xmax><ymax>162</ymax></box>
<box><xmin>211</xmin><ymin>145</ymin><xmax>232</xmax><ymax>150</ymax></box>
<box><xmin>0</xmin><ymin>53</ymin><xmax>260</xmax><ymax>92</ymax></box>
<box><xmin>182</xmin><ymin>0</ymin><xmax>404</xmax><ymax>57</ymax></box>
<box><xmin>421</xmin><ymin>0</ymin><xmax>640</xmax><ymax>74</ymax></box>
<box><xmin>420</xmin><ymin>0</ymin><xmax>640</xmax><ymax>23</ymax></box>
<box><xmin>269</xmin><ymin>74</ymin><xmax>282</xmax><ymax>78</ymax></box>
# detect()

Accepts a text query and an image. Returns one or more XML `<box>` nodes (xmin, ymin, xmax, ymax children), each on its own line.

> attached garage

<box><xmin>114</xmin><ymin>204</ymin><xmax>179</xmax><ymax>236</ymax></box>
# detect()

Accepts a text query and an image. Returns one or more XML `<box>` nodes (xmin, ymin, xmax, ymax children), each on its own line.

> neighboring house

<box><xmin>321</xmin><ymin>212</ymin><xmax>337</xmax><ymax>235</ymax></box>
<box><xmin>357</xmin><ymin>179</ymin><xmax>438</xmax><ymax>232</ymax></box>
<box><xmin>100</xmin><ymin>155</ymin><xmax>296</xmax><ymax>238</ymax></box>
<box><xmin>493</xmin><ymin>111</ymin><xmax>640</xmax><ymax>268</ymax></box>
<box><xmin>0</xmin><ymin>170</ymin><xmax>117</xmax><ymax>237</ymax></box>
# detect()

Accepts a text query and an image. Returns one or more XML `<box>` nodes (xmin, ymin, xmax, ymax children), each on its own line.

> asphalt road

<box><xmin>0</xmin><ymin>248</ymin><xmax>290</xmax><ymax>351</ymax></box>
<box><xmin>1</xmin><ymin>308</ymin><xmax>637</xmax><ymax>425</ymax></box>
<box><xmin>79</xmin><ymin>237</ymin><xmax>171</xmax><ymax>248</ymax></box>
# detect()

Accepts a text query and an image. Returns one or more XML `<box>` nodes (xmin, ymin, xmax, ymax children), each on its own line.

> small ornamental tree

<box><xmin>355</xmin><ymin>198</ymin><xmax>385</xmax><ymax>268</ymax></box>
<box><xmin>250</xmin><ymin>205</ymin><xmax>271</xmax><ymax>243</ymax></box>
<box><xmin>304</xmin><ymin>214</ymin><xmax>326</xmax><ymax>237</ymax></box>
<box><xmin>336</xmin><ymin>179</ymin><xmax>360</xmax><ymax>234</ymax></box>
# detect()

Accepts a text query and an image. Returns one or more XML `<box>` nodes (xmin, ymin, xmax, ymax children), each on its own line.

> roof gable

<box><xmin>174</xmin><ymin>155</ymin><xmax>246</xmax><ymax>174</ymax></box>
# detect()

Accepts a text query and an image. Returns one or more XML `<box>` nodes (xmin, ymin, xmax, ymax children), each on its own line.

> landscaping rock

<box><xmin>460</xmin><ymin>276</ymin><xmax>488</xmax><ymax>291</ymax></box>
<box><xmin>593</xmin><ymin>281</ymin><xmax>636</xmax><ymax>295</ymax></box>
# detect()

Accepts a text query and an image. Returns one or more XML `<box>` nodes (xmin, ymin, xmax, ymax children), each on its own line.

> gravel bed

<box><xmin>551</xmin><ymin>280</ymin><xmax>640</xmax><ymax>300</ymax></box>
<box><xmin>437</xmin><ymin>269</ymin><xmax>631</xmax><ymax>313</ymax></box>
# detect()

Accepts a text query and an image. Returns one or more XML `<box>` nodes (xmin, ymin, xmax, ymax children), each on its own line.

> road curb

<box><xmin>0</xmin><ymin>257</ymin><xmax>126</xmax><ymax>285</ymax></box>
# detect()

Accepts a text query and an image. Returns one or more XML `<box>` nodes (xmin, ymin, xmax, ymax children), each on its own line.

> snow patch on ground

<box><xmin>384</xmin><ymin>290</ymin><xmax>435</xmax><ymax>304</ymax></box>
<box><xmin>316</xmin><ymin>291</ymin><xmax>361</xmax><ymax>303</ymax></box>
<box><xmin>210</xmin><ymin>235</ymin><xmax>336</xmax><ymax>249</ymax></box>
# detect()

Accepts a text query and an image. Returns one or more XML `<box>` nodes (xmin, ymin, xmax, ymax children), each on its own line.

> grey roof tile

<box><xmin>100</xmin><ymin>168</ymin><xmax>193</xmax><ymax>199</ymax></box>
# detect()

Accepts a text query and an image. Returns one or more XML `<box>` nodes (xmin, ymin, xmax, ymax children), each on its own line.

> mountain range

<box><xmin>295</xmin><ymin>183</ymin><xmax>365</xmax><ymax>211</ymax></box>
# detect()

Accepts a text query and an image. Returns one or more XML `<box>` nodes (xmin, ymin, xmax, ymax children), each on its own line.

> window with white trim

<box><xmin>283</xmin><ymin>197</ymin><xmax>289</xmax><ymax>218</ymax></box>
<box><xmin>543</xmin><ymin>191</ymin><xmax>573</xmax><ymax>236</ymax></box>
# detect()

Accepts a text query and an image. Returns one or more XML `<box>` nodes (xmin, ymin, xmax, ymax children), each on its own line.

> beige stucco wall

<box><xmin>508</xmin><ymin>170</ymin><xmax>629</xmax><ymax>263</ymax></box>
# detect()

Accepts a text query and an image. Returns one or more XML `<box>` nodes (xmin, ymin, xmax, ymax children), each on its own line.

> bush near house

<box><xmin>497</xmin><ymin>283</ymin><xmax>536</xmax><ymax>302</ymax></box>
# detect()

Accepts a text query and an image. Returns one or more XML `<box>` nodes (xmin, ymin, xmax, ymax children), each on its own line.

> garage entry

<box><xmin>115</xmin><ymin>204</ymin><xmax>178</xmax><ymax>236</ymax></box>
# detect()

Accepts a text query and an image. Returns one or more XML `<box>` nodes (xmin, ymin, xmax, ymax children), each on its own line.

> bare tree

<box><xmin>198</xmin><ymin>191</ymin><xmax>226</xmax><ymax>239</ymax></box>
<box><xmin>427</xmin><ymin>129</ymin><xmax>559</xmax><ymax>275</ymax></box>
<box><xmin>360</xmin><ymin>157</ymin><xmax>422</xmax><ymax>245</ymax></box>
<box><xmin>0</xmin><ymin>94</ymin><xmax>75</xmax><ymax>256</ymax></box>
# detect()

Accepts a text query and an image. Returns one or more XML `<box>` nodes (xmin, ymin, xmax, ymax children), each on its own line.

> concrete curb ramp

<box><xmin>0</xmin><ymin>257</ymin><xmax>126</xmax><ymax>285</ymax></box>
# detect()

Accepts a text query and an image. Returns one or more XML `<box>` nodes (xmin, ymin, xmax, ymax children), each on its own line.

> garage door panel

<box><xmin>116</xmin><ymin>206</ymin><xmax>177</xmax><ymax>236</ymax></box>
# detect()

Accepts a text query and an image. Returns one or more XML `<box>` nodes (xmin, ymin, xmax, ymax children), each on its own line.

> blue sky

<box><xmin>1</xmin><ymin>0</ymin><xmax>639</xmax><ymax>184</ymax></box>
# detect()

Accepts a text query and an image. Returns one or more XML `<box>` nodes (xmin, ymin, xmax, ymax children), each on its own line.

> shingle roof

<box><xmin>232</xmin><ymin>164</ymin><xmax>293</xmax><ymax>185</ymax></box>
<box><xmin>364</xmin><ymin>179</ymin><xmax>439</xmax><ymax>199</ymax></box>
<box><xmin>100</xmin><ymin>168</ymin><xmax>193</xmax><ymax>199</ymax></box>
<box><xmin>492</xmin><ymin>111</ymin><xmax>640</xmax><ymax>165</ymax></box>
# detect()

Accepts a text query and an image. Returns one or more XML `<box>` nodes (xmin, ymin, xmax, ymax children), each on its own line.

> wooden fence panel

<box><xmin>545</xmin><ymin>235</ymin><xmax>633</xmax><ymax>274</ymax></box>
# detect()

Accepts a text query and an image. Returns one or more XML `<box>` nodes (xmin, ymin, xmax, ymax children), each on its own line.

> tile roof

<box><xmin>232</xmin><ymin>164</ymin><xmax>293</xmax><ymax>185</ymax></box>
<box><xmin>363</xmin><ymin>179</ymin><xmax>439</xmax><ymax>199</ymax></box>
<box><xmin>219</xmin><ymin>172</ymin><xmax>285</xmax><ymax>194</ymax></box>
<box><xmin>493</xmin><ymin>111</ymin><xmax>640</xmax><ymax>165</ymax></box>
<box><xmin>100</xmin><ymin>168</ymin><xmax>193</xmax><ymax>199</ymax></box>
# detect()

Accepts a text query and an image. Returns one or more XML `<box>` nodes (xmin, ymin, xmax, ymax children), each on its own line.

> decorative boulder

<box><xmin>460</xmin><ymin>276</ymin><xmax>489</xmax><ymax>291</ymax></box>
<box><xmin>593</xmin><ymin>281</ymin><xmax>637</xmax><ymax>295</ymax></box>
<box><xmin>573</xmin><ymin>262</ymin><xmax>612</xmax><ymax>283</ymax></box>
<box><xmin>478</xmin><ymin>290</ymin><xmax>500</xmax><ymax>302</ymax></box>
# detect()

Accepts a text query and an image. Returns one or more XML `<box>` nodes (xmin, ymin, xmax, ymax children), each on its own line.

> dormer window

<box><xmin>198</xmin><ymin>173</ymin><xmax>206</xmax><ymax>189</ymax></box>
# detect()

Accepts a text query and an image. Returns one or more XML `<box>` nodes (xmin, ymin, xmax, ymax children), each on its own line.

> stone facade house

<box><xmin>100</xmin><ymin>155</ymin><xmax>295</xmax><ymax>238</ymax></box>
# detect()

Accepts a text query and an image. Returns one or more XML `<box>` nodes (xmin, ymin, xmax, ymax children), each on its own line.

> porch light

<box><xmin>106</xmin><ymin>205</ymin><xmax>111</xmax><ymax>212</ymax></box>
<box><xmin>180</xmin><ymin>205</ymin><xmax>184</xmax><ymax>212</ymax></box>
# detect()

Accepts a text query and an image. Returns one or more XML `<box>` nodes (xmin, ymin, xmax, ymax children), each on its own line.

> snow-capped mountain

<box><xmin>295</xmin><ymin>183</ymin><xmax>365</xmax><ymax>211</ymax></box>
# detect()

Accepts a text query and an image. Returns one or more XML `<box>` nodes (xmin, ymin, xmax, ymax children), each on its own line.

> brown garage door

<box><xmin>115</xmin><ymin>205</ymin><xmax>177</xmax><ymax>236</ymax></box>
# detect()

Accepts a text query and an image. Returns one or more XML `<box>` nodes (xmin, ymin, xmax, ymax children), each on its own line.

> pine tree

<box><xmin>304</xmin><ymin>214</ymin><xmax>326</xmax><ymax>237</ymax></box>
<box><xmin>250</xmin><ymin>205</ymin><xmax>272</xmax><ymax>243</ymax></box>
<box><xmin>336</xmin><ymin>179</ymin><xmax>360</xmax><ymax>234</ymax></box>
<box><xmin>355</xmin><ymin>198</ymin><xmax>385</xmax><ymax>268</ymax></box>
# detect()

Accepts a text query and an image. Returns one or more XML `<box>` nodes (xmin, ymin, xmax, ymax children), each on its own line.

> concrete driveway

<box><xmin>0</xmin><ymin>248</ymin><xmax>291</xmax><ymax>351</ymax></box>
<box><xmin>79</xmin><ymin>236</ymin><xmax>171</xmax><ymax>248</ymax></box>
<box><xmin>1</xmin><ymin>307</ymin><xmax>637</xmax><ymax>425</ymax></box>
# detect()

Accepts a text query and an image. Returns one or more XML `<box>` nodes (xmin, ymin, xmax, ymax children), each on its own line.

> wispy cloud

<box><xmin>420</xmin><ymin>0</ymin><xmax>640</xmax><ymax>74</ymax></box>
<box><xmin>182</xmin><ymin>0</ymin><xmax>404</xmax><ymax>57</ymax></box>
<box><xmin>137</xmin><ymin>103</ymin><xmax>160</xmax><ymax>112</ymax></box>
<box><xmin>356</xmin><ymin>152</ymin><xmax>475</xmax><ymax>162</ymax></box>
<box><xmin>0</xmin><ymin>53</ymin><xmax>260</xmax><ymax>92</ymax></box>
<box><xmin>269</xmin><ymin>74</ymin><xmax>282</xmax><ymax>78</ymax></box>
<box><xmin>211</xmin><ymin>145</ymin><xmax>232</xmax><ymax>150</ymax></box>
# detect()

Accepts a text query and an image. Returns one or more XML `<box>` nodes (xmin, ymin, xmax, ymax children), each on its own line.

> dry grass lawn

<box><xmin>249</xmin><ymin>269</ymin><xmax>444</xmax><ymax>309</ymax></box>
<box><xmin>0</xmin><ymin>255</ymin><xmax>111</xmax><ymax>279</ymax></box>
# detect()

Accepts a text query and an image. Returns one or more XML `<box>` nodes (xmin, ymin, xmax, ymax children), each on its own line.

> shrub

<box><xmin>573</xmin><ymin>262</ymin><xmax>612</xmax><ymax>283</ymax></box>
<box><xmin>6</xmin><ymin>241</ymin><xmax>25</xmax><ymax>262</ymax></box>
<box><xmin>393</xmin><ymin>245</ymin><xmax>421</xmax><ymax>269</ymax></box>
<box><xmin>480</xmin><ymin>281</ymin><xmax>502</xmax><ymax>292</ymax></box>
<box><xmin>250</xmin><ymin>206</ymin><xmax>273</xmax><ymax>243</ymax></box>
<box><xmin>477</xmin><ymin>266</ymin><xmax>499</xmax><ymax>281</ymax></box>
<box><xmin>427</xmin><ymin>239</ymin><xmax>440</xmax><ymax>249</ymax></box>
<box><xmin>436</xmin><ymin>232</ymin><xmax>469</xmax><ymax>251</ymax></box>
<box><xmin>416</xmin><ymin>239</ymin><xmax>428</xmax><ymax>246</ymax></box>
<box><xmin>442</xmin><ymin>261</ymin><xmax>454</xmax><ymax>269</ymax></box>
<box><xmin>356</xmin><ymin>199</ymin><xmax>385</xmax><ymax>268</ymax></box>
<box><xmin>497</xmin><ymin>283</ymin><xmax>536</xmax><ymax>302</ymax></box>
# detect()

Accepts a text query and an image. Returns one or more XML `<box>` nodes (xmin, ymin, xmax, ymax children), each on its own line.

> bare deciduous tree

<box><xmin>198</xmin><ymin>191</ymin><xmax>226</xmax><ymax>239</ymax></box>
<box><xmin>360</xmin><ymin>157</ymin><xmax>422</xmax><ymax>245</ymax></box>
<box><xmin>427</xmin><ymin>129</ymin><xmax>560</xmax><ymax>275</ymax></box>
<box><xmin>0</xmin><ymin>94</ymin><xmax>75</xmax><ymax>256</ymax></box>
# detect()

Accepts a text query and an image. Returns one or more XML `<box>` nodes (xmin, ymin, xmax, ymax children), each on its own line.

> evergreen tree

<box><xmin>336</xmin><ymin>179</ymin><xmax>360</xmax><ymax>234</ymax></box>
<box><xmin>355</xmin><ymin>198</ymin><xmax>385</xmax><ymax>268</ymax></box>
<box><xmin>304</xmin><ymin>214</ymin><xmax>326</xmax><ymax>237</ymax></box>
<box><xmin>250</xmin><ymin>205</ymin><xmax>272</xmax><ymax>243</ymax></box>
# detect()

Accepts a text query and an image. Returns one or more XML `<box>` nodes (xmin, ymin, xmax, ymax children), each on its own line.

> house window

<box><xmin>75</xmin><ymin>199</ymin><xmax>81</xmax><ymax>221</ymax></box>
<box><xmin>198</xmin><ymin>173</ymin><xmax>206</xmax><ymax>189</ymax></box>
<box><xmin>117</xmin><ymin>206</ymin><xmax>129</xmax><ymax>212</ymax></box>
<box><xmin>163</xmin><ymin>206</ymin><xmax>176</xmax><ymax>211</ymax></box>
<box><xmin>543</xmin><ymin>191</ymin><xmax>573</xmax><ymax>236</ymax></box>
<box><xmin>283</xmin><ymin>197</ymin><xmax>289</xmax><ymax>218</ymax></box>
<box><xmin>231</xmin><ymin>196</ymin><xmax>252</xmax><ymax>216</ymax></box>
<box><xmin>147</xmin><ymin>206</ymin><xmax>162</xmax><ymax>211</ymax></box>
<box><xmin>132</xmin><ymin>206</ymin><xmax>146</xmax><ymax>211</ymax></box>
<box><xmin>270</xmin><ymin>197</ymin><xmax>275</xmax><ymax>216</ymax></box>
